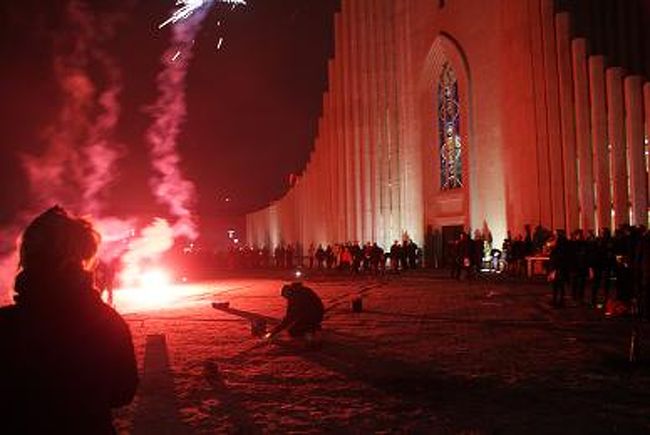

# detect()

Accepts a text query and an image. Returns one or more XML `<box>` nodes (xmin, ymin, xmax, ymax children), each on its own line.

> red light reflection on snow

<box><xmin>112</xmin><ymin>269</ymin><xmax>211</xmax><ymax>314</ymax></box>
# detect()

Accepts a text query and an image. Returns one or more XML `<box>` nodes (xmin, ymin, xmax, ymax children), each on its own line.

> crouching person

<box><xmin>0</xmin><ymin>206</ymin><xmax>138</xmax><ymax>434</ymax></box>
<box><xmin>265</xmin><ymin>282</ymin><xmax>324</xmax><ymax>341</ymax></box>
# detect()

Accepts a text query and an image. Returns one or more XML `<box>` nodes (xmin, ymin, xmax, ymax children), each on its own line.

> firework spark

<box><xmin>159</xmin><ymin>0</ymin><xmax>246</xmax><ymax>29</ymax></box>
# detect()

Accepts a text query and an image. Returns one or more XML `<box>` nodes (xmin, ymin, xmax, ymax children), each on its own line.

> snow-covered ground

<box><xmin>113</xmin><ymin>273</ymin><xmax>650</xmax><ymax>434</ymax></box>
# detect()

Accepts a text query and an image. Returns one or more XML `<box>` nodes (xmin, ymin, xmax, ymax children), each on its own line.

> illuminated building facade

<box><xmin>247</xmin><ymin>0</ymin><xmax>650</xmax><ymax>253</ymax></box>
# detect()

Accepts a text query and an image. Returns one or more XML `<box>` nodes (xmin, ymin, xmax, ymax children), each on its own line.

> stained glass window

<box><xmin>438</xmin><ymin>62</ymin><xmax>462</xmax><ymax>190</ymax></box>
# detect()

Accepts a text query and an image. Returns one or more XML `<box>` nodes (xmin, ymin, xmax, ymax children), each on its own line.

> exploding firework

<box><xmin>159</xmin><ymin>0</ymin><xmax>247</xmax><ymax>29</ymax></box>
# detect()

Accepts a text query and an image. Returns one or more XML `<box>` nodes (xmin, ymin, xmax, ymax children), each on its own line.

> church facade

<box><xmin>246</xmin><ymin>0</ymin><xmax>650</xmax><ymax>252</ymax></box>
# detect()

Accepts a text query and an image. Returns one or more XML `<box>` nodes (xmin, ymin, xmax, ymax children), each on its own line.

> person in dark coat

<box><xmin>452</xmin><ymin>232</ymin><xmax>471</xmax><ymax>280</ymax></box>
<box><xmin>569</xmin><ymin>229</ymin><xmax>589</xmax><ymax>304</ymax></box>
<box><xmin>549</xmin><ymin>230</ymin><xmax>570</xmax><ymax>307</ymax></box>
<box><xmin>0</xmin><ymin>206</ymin><xmax>138</xmax><ymax>434</ymax></box>
<box><xmin>266</xmin><ymin>282</ymin><xmax>324</xmax><ymax>339</ymax></box>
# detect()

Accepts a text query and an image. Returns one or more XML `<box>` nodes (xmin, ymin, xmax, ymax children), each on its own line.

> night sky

<box><xmin>0</xmin><ymin>0</ymin><xmax>338</xmax><ymax>229</ymax></box>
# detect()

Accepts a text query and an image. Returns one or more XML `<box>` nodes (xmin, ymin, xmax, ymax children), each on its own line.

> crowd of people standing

<box><xmin>448</xmin><ymin>222</ymin><xmax>650</xmax><ymax>318</ymax></box>
<box><xmin>547</xmin><ymin>224</ymin><xmax>650</xmax><ymax>319</ymax></box>
<box><xmin>223</xmin><ymin>239</ymin><xmax>422</xmax><ymax>274</ymax></box>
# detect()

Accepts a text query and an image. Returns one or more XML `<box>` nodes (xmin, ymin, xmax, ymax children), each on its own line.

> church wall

<box><xmin>410</xmin><ymin>0</ymin><xmax>507</xmax><ymax>243</ymax></box>
<box><xmin>246</xmin><ymin>0</ymin><xmax>650</xmax><ymax>255</ymax></box>
<box><xmin>498</xmin><ymin>0</ymin><xmax>546</xmax><ymax>236</ymax></box>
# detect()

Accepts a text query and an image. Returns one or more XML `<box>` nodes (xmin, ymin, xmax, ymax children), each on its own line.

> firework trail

<box><xmin>146</xmin><ymin>0</ymin><xmax>245</xmax><ymax>241</ymax></box>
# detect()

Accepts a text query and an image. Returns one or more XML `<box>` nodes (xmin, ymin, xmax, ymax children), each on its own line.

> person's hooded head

<box><xmin>281</xmin><ymin>282</ymin><xmax>304</xmax><ymax>299</ymax></box>
<box><xmin>14</xmin><ymin>206</ymin><xmax>100</xmax><ymax>304</ymax></box>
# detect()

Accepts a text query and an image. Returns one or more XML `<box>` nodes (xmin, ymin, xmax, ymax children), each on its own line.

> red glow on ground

<box><xmin>112</xmin><ymin>271</ymin><xmax>215</xmax><ymax>314</ymax></box>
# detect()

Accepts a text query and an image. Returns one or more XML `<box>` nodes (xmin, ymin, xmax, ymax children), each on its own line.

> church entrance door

<box><xmin>441</xmin><ymin>225</ymin><xmax>464</xmax><ymax>267</ymax></box>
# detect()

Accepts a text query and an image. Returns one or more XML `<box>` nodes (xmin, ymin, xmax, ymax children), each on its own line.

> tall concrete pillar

<box><xmin>350</xmin><ymin>0</ymin><xmax>362</xmax><ymax>242</ymax></box>
<box><xmin>393</xmin><ymin>0</ymin><xmax>422</xmax><ymax>245</ymax></box>
<box><xmin>606</xmin><ymin>67</ymin><xmax>628</xmax><ymax>227</ymax></box>
<box><xmin>324</xmin><ymin>84</ymin><xmax>335</xmax><ymax>242</ymax></box>
<box><xmin>341</xmin><ymin>1</ymin><xmax>355</xmax><ymax>242</ymax></box>
<box><xmin>384</xmin><ymin>0</ymin><xmax>401</xmax><ymax>242</ymax></box>
<box><xmin>323</xmin><ymin>101</ymin><xmax>330</xmax><ymax>240</ymax></box>
<box><xmin>528</xmin><ymin>0</ymin><xmax>552</xmax><ymax>227</ymax></box>
<box><xmin>326</xmin><ymin>93</ymin><xmax>339</xmax><ymax>243</ymax></box>
<box><xmin>332</xmin><ymin>14</ymin><xmax>343</xmax><ymax>241</ymax></box>
<box><xmin>366</xmin><ymin>0</ymin><xmax>379</xmax><ymax>243</ymax></box>
<box><xmin>555</xmin><ymin>12</ymin><xmax>579</xmax><ymax>231</ymax></box>
<box><xmin>572</xmin><ymin>38</ymin><xmax>595</xmax><ymax>230</ymax></box>
<box><xmin>376</xmin><ymin>0</ymin><xmax>390</xmax><ymax>246</ymax></box>
<box><xmin>540</xmin><ymin>0</ymin><xmax>565</xmax><ymax>230</ymax></box>
<box><xmin>589</xmin><ymin>55</ymin><xmax>610</xmax><ymax>232</ymax></box>
<box><xmin>359</xmin><ymin>0</ymin><xmax>373</xmax><ymax>244</ymax></box>
<box><xmin>625</xmin><ymin>76</ymin><xmax>648</xmax><ymax>226</ymax></box>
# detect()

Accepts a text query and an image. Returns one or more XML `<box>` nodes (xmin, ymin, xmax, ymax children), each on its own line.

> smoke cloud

<box><xmin>21</xmin><ymin>1</ymin><xmax>124</xmax><ymax>213</ymax></box>
<box><xmin>1</xmin><ymin>1</ymin><xmax>126</xmax><ymax>303</ymax></box>
<box><xmin>145</xmin><ymin>9</ymin><xmax>213</xmax><ymax>242</ymax></box>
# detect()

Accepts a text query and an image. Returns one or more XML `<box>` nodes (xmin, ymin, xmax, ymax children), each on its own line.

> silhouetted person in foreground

<box><xmin>265</xmin><ymin>282</ymin><xmax>324</xmax><ymax>340</ymax></box>
<box><xmin>0</xmin><ymin>206</ymin><xmax>138</xmax><ymax>434</ymax></box>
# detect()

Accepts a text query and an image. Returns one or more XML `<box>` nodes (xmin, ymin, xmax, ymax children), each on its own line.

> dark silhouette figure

<box><xmin>590</xmin><ymin>228</ymin><xmax>615</xmax><ymax>306</ymax></box>
<box><xmin>452</xmin><ymin>232</ymin><xmax>471</xmax><ymax>280</ymax></box>
<box><xmin>0</xmin><ymin>206</ymin><xmax>138</xmax><ymax>434</ymax></box>
<box><xmin>549</xmin><ymin>230</ymin><xmax>570</xmax><ymax>307</ymax></box>
<box><xmin>267</xmin><ymin>282</ymin><xmax>324</xmax><ymax>338</ymax></box>
<box><xmin>569</xmin><ymin>229</ymin><xmax>589</xmax><ymax>303</ymax></box>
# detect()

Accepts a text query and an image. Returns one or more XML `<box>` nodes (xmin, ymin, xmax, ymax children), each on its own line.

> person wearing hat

<box><xmin>0</xmin><ymin>206</ymin><xmax>138</xmax><ymax>434</ymax></box>
<box><xmin>265</xmin><ymin>282</ymin><xmax>324</xmax><ymax>340</ymax></box>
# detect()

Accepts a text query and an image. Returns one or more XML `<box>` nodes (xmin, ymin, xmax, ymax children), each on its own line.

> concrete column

<box><xmin>528</xmin><ymin>0</ymin><xmax>552</xmax><ymax>227</ymax></box>
<box><xmin>395</xmin><ymin>0</ymin><xmax>422</xmax><ymax>245</ymax></box>
<box><xmin>589</xmin><ymin>55</ymin><xmax>611</xmax><ymax>231</ymax></box>
<box><xmin>319</xmin><ymin>115</ymin><xmax>334</xmax><ymax>243</ymax></box>
<box><xmin>342</xmin><ymin>1</ymin><xmax>354</xmax><ymax>242</ymax></box>
<box><xmin>555</xmin><ymin>12</ymin><xmax>579</xmax><ymax>231</ymax></box>
<box><xmin>607</xmin><ymin>67</ymin><xmax>628</xmax><ymax>227</ymax></box>
<box><xmin>572</xmin><ymin>38</ymin><xmax>595</xmax><ymax>230</ymax></box>
<box><xmin>324</xmin><ymin>84</ymin><xmax>335</xmax><ymax>242</ymax></box>
<box><xmin>366</xmin><ymin>0</ymin><xmax>379</xmax><ymax>244</ymax></box>
<box><xmin>625</xmin><ymin>76</ymin><xmax>648</xmax><ymax>226</ymax></box>
<box><xmin>326</xmin><ymin>93</ymin><xmax>339</xmax><ymax>243</ymax></box>
<box><xmin>359</xmin><ymin>0</ymin><xmax>373</xmax><ymax>244</ymax></box>
<box><xmin>384</xmin><ymin>0</ymin><xmax>401</xmax><ymax>242</ymax></box>
<box><xmin>350</xmin><ymin>0</ymin><xmax>362</xmax><ymax>242</ymax></box>
<box><xmin>540</xmin><ymin>0</ymin><xmax>565</xmax><ymax>230</ymax></box>
<box><xmin>336</xmin><ymin>9</ymin><xmax>348</xmax><ymax>242</ymax></box>
<box><xmin>376</xmin><ymin>0</ymin><xmax>390</xmax><ymax>247</ymax></box>
<box><xmin>332</xmin><ymin>13</ymin><xmax>343</xmax><ymax>242</ymax></box>
<box><xmin>317</xmin><ymin>140</ymin><xmax>327</xmax><ymax>243</ymax></box>
<box><xmin>315</xmin><ymin>121</ymin><xmax>324</xmax><ymax>245</ymax></box>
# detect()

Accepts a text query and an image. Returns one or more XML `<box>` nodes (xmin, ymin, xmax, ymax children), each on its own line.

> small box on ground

<box><xmin>351</xmin><ymin>297</ymin><xmax>363</xmax><ymax>313</ymax></box>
